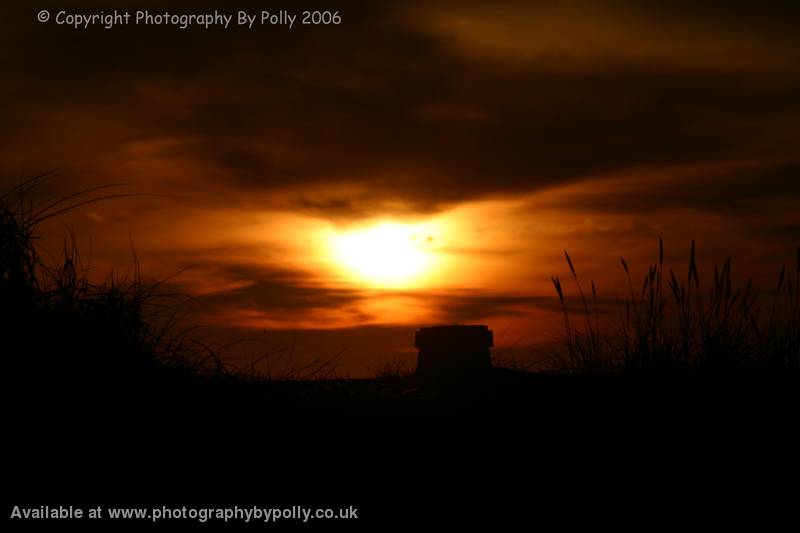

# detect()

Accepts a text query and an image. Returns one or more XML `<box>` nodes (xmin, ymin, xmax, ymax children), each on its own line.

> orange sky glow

<box><xmin>3</xmin><ymin>1</ymin><xmax>798</xmax><ymax>375</ymax></box>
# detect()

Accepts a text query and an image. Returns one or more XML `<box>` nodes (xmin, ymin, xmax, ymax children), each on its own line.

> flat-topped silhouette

<box><xmin>415</xmin><ymin>325</ymin><xmax>494</xmax><ymax>377</ymax></box>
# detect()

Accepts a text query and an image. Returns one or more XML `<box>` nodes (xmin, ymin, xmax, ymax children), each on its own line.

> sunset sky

<box><xmin>3</xmin><ymin>1</ymin><xmax>798</xmax><ymax>375</ymax></box>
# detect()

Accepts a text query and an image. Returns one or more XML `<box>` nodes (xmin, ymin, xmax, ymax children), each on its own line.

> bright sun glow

<box><xmin>331</xmin><ymin>222</ymin><xmax>436</xmax><ymax>287</ymax></box>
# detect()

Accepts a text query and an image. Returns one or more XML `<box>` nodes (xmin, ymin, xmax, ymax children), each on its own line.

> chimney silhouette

<box><xmin>414</xmin><ymin>325</ymin><xmax>493</xmax><ymax>377</ymax></box>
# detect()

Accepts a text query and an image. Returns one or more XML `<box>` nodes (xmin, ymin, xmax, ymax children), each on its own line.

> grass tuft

<box><xmin>553</xmin><ymin>240</ymin><xmax>799</xmax><ymax>375</ymax></box>
<box><xmin>1</xmin><ymin>179</ymin><xmax>229</xmax><ymax>398</ymax></box>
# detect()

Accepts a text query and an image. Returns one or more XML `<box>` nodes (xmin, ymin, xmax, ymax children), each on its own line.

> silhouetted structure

<box><xmin>415</xmin><ymin>325</ymin><xmax>493</xmax><ymax>377</ymax></box>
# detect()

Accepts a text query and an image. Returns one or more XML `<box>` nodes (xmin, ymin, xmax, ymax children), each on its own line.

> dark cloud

<box><xmin>3</xmin><ymin>1</ymin><xmax>799</xmax><ymax>218</ymax></box>
<box><xmin>419</xmin><ymin>292</ymin><xmax>622</xmax><ymax>323</ymax></box>
<box><xmin>194</xmin><ymin>262</ymin><xmax>363</xmax><ymax>312</ymax></box>
<box><xmin>759</xmin><ymin>224</ymin><xmax>800</xmax><ymax>242</ymax></box>
<box><xmin>550</xmin><ymin>163</ymin><xmax>800</xmax><ymax>215</ymax></box>
<box><xmin>188</xmin><ymin>259</ymin><xmax>616</xmax><ymax>323</ymax></box>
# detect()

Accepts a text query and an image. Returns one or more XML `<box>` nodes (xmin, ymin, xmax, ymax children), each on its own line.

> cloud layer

<box><xmin>3</xmin><ymin>1</ymin><xmax>798</xmax><ymax>217</ymax></box>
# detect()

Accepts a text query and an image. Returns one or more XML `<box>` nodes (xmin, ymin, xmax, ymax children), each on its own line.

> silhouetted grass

<box><xmin>369</xmin><ymin>354</ymin><xmax>413</xmax><ymax>379</ymax></box>
<box><xmin>2</xmin><ymin>176</ymin><xmax>351</xmax><ymax>401</ymax></box>
<box><xmin>1</xmin><ymin>177</ymin><xmax>230</xmax><ymax>397</ymax></box>
<box><xmin>552</xmin><ymin>239</ymin><xmax>800</xmax><ymax>375</ymax></box>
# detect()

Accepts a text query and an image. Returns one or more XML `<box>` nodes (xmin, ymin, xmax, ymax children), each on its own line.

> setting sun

<box><xmin>330</xmin><ymin>222</ymin><xmax>436</xmax><ymax>288</ymax></box>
